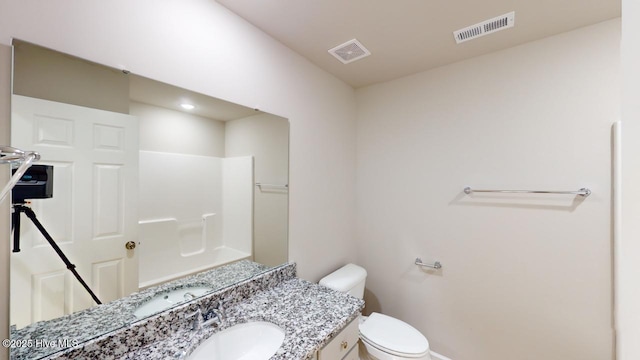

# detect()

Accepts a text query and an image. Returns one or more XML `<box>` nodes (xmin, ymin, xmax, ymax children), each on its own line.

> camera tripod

<box><xmin>12</xmin><ymin>203</ymin><xmax>102</xmax><ymax>305</ymax></box>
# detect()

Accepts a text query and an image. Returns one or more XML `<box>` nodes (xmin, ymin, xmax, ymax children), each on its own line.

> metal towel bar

<box><xmin>415</xmin><ymin>258</ymin><xmax>442</xmax><ymax>269</ymax></box>
<box><xmin>255</xmin><ymin>183</ymin><xmax>288</xmax><ymax>190</ymax></box>
<box><xmin>1</xmin><ymin>146</ymin><xmax>40</xmax><ymax>203</ymax></box>
<box><xmin>463</xmin><ymin>186</ymin><xmax>591</xmax><ymax>197</ymax></box>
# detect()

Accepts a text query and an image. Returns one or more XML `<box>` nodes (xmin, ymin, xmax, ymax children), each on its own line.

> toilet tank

<box><xmin>319</xmin><ymin>263</ymin><xmax>367</xmax><ymax>299</ymax></box>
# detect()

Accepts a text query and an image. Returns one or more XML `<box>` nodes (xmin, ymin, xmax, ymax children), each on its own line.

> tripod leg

<box><xmin>19</xmin><ymin>205</ymin><xmax>102</xmax><ymax>305</ymax></box>
<box><xmin>12</xmin><ymin>207</ymin><xmax>21</xmax><ymax>252</ymax></box>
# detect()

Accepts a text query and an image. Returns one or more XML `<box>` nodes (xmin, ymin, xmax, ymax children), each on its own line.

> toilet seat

<box><xmin>359</xmin><ymin>312</ymin><xmax>430</xmax><ymax>358</ymax></box>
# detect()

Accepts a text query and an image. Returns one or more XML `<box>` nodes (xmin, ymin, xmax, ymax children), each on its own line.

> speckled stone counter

<box><xmin>10</xmin><ymin>260</ymin><xmax>270</xmax><ymax>360</ymax></box>
<box><xmin>27</xmin><ymin>262</ymin><xmax>363</xmax><ymax>360</ymax></box>
<box><xmin>117</xmin><ymin>278</ymin><xmax>364</xmax><ymax>360</ymax></box>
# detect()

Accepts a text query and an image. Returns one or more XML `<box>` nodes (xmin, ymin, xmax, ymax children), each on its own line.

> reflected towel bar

<box><xmin>463</xmin><ymin>186</ymin><xmax>591</xmax><ymax>197</ymax></box>
<box><xmin>415</xmin><ymin>258</ymin><xmax>442</xmax><ymax>269</ymax></box>
<box><xmin>0</xmin><ymin>146</ymin><xmax>40</xmax><ymax>203</ymax></box>
<box><xmin>255</xmin><ymin>183</ymin><xmax>288</xmax><ymax>190</ymax></box>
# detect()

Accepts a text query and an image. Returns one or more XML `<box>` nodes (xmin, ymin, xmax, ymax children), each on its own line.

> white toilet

<box><xmin>319</xmin><ymin>264</ymin><xmax>432</xmax><ymax>360</ymax></box>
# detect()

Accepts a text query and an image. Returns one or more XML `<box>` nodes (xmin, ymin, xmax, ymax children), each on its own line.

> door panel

<box><xmin>93</xmin><ymin>164</ymin><xmax>124</xmax><ymax>238</ymax></box>
<box><xmin>10</xmin><ymin>95</ymin><xmax>139</xmax><ymax>328</ymax></box>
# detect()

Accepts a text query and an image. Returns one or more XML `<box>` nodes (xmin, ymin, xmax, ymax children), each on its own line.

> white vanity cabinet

<box><xmin>317</xmin><ymin>317</ymin><xmax>359</xmax><ymax>360</ymax></box>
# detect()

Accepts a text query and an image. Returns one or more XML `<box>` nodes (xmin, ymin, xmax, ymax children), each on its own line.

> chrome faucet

<box><xmin>184</xmin><ymin>304</ymin><xmax>226</xmax><ymax>331</ymax></box>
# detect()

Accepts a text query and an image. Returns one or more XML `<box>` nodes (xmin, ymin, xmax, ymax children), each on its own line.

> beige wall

<box><xmin>619</xmin><ymin>1</ymin><xmax>640</xmax><ymax>359</ymax></box>
<box><xmin>131</xmin><ymin>101</ymin><xmax>226</xmax><ymax>157</ymax></box>
<box><xmin>0</xmin><ymin>43</ymin><xmax>11</xmax><ymax>360</ymax></box>
<box><xmin>12</xmin><ymin>41</ymin><xmax>129</xmax><ymax>114</ymax></box>
<box><xmin>355</xmin><ymin>19</ymin><xmax>619</xmax><ymax>360</ymax></box>
<box><xmin>226</xmin><ymin>113</ymin><xmax>289</xmax><ymax>266</ymax></box>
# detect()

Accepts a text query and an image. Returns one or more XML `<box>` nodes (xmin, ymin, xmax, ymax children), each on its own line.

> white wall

<box><xmin>131</xmin><ymin>101</ymin><xmax>226</xmax><ymax>157</ymax></box>
<box><xmin>619</xmin><ymin>1</ymin><xmax>640</xmax><ymax>359</ymax></box>
<box><xmin>226</xmin><ymin>113</ymin><xmax>289</xmax><ymax>187</ymax></box>
<box><xmin>355</xmin><ymin>19</ymin><xmax>619</xmax><ymax>360</ymax></box>
<box><xmin>222</xmin><ymin>156</ymin><xmax>254</xmax><ymax>255</ymax></box>
<box><xmin>226</xmin><ymin>113</ymin><xmax>289</xmax><ymax>266</ymax></box>
<box><xmin>0</xmin><ymin>0</ymin><xmax>358</xmax><ymax>282</ymax></box>
<box><xmin>0</xmin><ymin>43</ymin><xmax>12</xmax><ymax>360</ymax></box>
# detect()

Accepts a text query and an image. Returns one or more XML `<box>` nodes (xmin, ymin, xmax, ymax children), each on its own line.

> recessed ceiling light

<box><xmin>180</xmin><ymin>103</ymin><xmax>195</xmax><ymax>110</ymax></box>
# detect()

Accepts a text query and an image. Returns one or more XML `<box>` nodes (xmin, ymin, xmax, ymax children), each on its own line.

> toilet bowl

<box><xmin>319</xmin><ymin>264</ymin><xmax>432</xmax><ymax>360</ymax></box>
<box><xmin>359</xmin><ymin>312</ymin><xmax>431</xmax><ymax>360</ymax></box>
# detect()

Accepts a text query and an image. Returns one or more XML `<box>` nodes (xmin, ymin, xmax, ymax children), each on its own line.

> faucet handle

<box><xmin>197</xmin><ymin>301</ymin><xmax>227</xmax><ymax>329</ymax></box>
<box><xmin>185</xmin><ymin>308</ymin><xmax>203</xmax><ymax>330</ymax></box>
<box><xmin>213</xmin><ymin>303</ymin><xmax>226</xmax><ymax>319</ymax></box>
<box><xmin>185</xmin><ymin>307</ymin><xmax>202</xmax><ymax>319</ymax></box>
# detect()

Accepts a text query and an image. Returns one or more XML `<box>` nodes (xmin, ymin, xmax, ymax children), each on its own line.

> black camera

<box><xmin>12</xmin><ymin>164</ymin><xmax>53</xmax><ymax>203</ymax></box>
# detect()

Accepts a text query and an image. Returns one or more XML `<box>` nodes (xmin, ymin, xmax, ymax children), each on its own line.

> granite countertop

<box><xmin>10</xmin><ymin>260</ymin><xmax>270</xmax><ymax>360</ymax></box>
<box><xmin>118</xmin><ymin>278</ymin><xmax>364</xmax><ymax>360</ymax></box>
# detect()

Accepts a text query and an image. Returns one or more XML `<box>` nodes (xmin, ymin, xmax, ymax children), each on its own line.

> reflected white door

<box><xmin>10</xmin><ymin>95</ymin><xmax>139</xmax><ymax>328</ymax></box>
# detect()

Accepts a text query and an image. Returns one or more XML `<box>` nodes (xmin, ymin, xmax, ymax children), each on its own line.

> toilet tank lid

<box><xmin>319</xmin><ymin>263</ymin><xmax>367</xmax><ymax>293</ymax></box>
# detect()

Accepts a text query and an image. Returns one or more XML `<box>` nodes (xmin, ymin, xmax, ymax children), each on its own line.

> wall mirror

<box><xmin>8</xmin><ymin>40</ymin><xmax>289</xmax><ymax>358</ymax></box>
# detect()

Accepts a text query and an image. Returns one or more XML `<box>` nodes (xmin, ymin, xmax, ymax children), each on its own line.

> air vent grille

<box><xmin>454</xmin><ymin>11</ymin><xmax>515</xmax><ymax>44</ymax></box>
<box><xmin>328</xmin><ymin>39</ymin><xmax>371</xmax><ymax>64</ymax></box>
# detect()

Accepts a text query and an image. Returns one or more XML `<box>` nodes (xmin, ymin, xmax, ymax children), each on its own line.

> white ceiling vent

<box><xmin>328</xmin><ymin>39</ymin><xmax>371</xmax><ymax>64</ymax></box>
<box><xmin>453</xmin><ymin>11</ymin><xmax>515</xmax><ymax>44</ymax></box>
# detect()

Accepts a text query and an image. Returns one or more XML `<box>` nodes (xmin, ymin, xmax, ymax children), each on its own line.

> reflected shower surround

<box><xmin>138</xmin><ymin>151</ymin><xmax>254</xmax><ymax>287</ymax></box>
<box><xmin>0</xmin><ymin>146</ymin><xmax>40</xmax><ymax>203</ymax></box>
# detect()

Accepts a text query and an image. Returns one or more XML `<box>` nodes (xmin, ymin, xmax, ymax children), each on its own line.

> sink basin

<box><xmin>133</xmin><ymin>286</ymin><xmax>212</xmax><ymax>318</ymax></box>
<box><xmin>188</xmin><ymin>321</ymin><xmax>285</xmax><ymax>360</ymax></box>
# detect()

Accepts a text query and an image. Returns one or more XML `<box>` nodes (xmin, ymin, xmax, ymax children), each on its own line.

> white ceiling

<box><xmin>216</xmin><ymin>0</ymin><xmax>621</xmax><ymax>88</ymax></box>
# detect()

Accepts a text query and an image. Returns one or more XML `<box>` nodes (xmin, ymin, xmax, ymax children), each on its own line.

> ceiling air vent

<box><xmin>328</xmin><ymin>39</ymin><xmax>371</xmax><ymax>64</ymax></box>
<box><xmin>453</xmin><ymin>11</ymin><xmax>515</xmax><ymax>44</ymax></box>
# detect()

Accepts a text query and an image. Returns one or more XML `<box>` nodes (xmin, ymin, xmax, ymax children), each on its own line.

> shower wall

<box><xmin>138</xmin><ymin>151</ymin><xmax>253</xmax><ymax>287</ymax></box>
<box><xmin>132</xmin><ymin>102</ymin><xmax>253</xmax><ymax>287</ymax></box>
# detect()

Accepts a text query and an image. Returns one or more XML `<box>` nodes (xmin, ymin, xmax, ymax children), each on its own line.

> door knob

<box><xmin>125</xmin><ymin>241</ymin><xmax>136</xmax><ymax>250</ymax></box>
